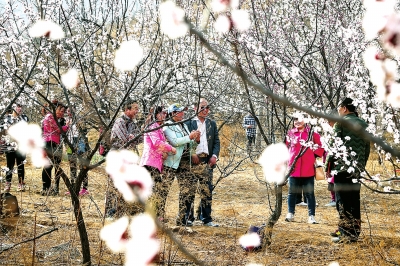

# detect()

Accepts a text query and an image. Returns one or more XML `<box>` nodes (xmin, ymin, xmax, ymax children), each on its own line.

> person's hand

<box><xmin>191</xmin><ymin>154</ymin><xmax>200</xmax><ymax>165</ymax></box>
<box><xmin>248</xmin><ymin>125</ymin><xmax>253</xmax><ymax>128</ymax></box>
<box><xmin>170</xmin><ymin>147</ymin><xmax>177</xmax><ymax>155</ymax></box>
<box><xmin>209</xmin><ymin>156</ymin><xmax>217</xmax><ymax>167</ymax></box>
<box><xmin>189</xmin><ymin>130</ymin><xmax>199</xmax><ymax>140</ymax></box>
<box><xmin>162</xmin><ymin>152</ymin><xmax>168</xmax><ymax>160</ymax></box>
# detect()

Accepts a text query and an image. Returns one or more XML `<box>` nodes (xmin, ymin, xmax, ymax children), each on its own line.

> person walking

<box><xmin>242</xmin><ymin>112</ymin><xmax>256</xmax><ymax>152</ymax></box>
<box><xmin>1</xmin><ymin>103</ymin><xmax>29</xmax><ymax>192</ymax></box>
<box><xmin>140</xmin><ymin>106</ymin><xmax>177</xmax><ymax>221</ymax></box>
<box><xmin>186</xmin><ymin>98</ymin><xmax>220</xmax><ymax>227</ymax></box>
<box><xmin>41</xmin><ymin>101</ymin><xmax>68</xmax><ymax>196</ymax></box>
<box><xmin>327</xmin><ymin>98</ymin><xmax>370</xmax><ymax>243</ymax></box>
<box><xmin>285</xmin><ymin>112</ymin><xmax>324</xmax><ymax>224</ymax></box>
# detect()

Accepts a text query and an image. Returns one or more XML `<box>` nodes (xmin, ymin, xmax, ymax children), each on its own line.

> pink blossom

<box><xmin>129</xmin><ymin>213</ymin><xmax>157</xmax><ymax>239</ymax></box>
<box><xmin>362</xmin><ymin>0</ymin><xmax>395</xmax><ymax>40</ymax></box>
<box><xmin>125</xmin><ymin>238</ymin><xmax>160</xmax><ymax>266</ymax></box>
<box><xmin>258</xmin><ymin>143</ymin><xmax>289</xmax><ymax>185</ymax></box>
<box><xmin>28</xmin><ymin>20</ymin><xmax>65</xmax><ymax>40</ymax></box>
<box><xmin>211</xmin><ymin>0</ymin><xmax>240</xmax><ymax>13</ymax></box>
<box><xmin>159</xmin><ymin>1</ymin><xmax>188</xmax><ymax>39</ymax></box>
<box><xmin>106</xmin><ymin>150</ymin><xmax>153</xmax><ymax>202</ymax></box>
<box><xmin>100</xmin><ymin>216</ymin><xmax>130</xmax><ymax>252</ymax></box>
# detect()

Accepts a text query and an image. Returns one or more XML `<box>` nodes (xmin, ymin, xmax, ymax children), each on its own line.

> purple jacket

<box><xmin>286</xmin><ymin>126</ymin><xmax>324</xmax><ymax>178</ymax></box>
<box><xmin>140</xmin><ymin>122</ymin><xmax>173</xmax><ymax>173</ymax></box>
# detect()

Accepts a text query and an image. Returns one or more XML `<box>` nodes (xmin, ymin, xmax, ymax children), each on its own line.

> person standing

<box><xmin>242</xmin><ymin>112</ymin><xmax>256</xmax><ymax>152</ymax></box>
<box><xmin>65</xmin><ymin>107</ymin><xmax>90</xmax><ymax>196</ymax></box>
<box><xmin>186</xmin><ymin>98</ymin><xmax>220</xmax><ymax>227</ymax></box>
<box><xmin>1</xmin><ymin>103</ymin><xmax>29</xmax><ymax>192</ymax></box>
<box><xmin>285</xmin><ymin>113</ymin><xmax>324</xmax><ymax>224</ymax></box>
<box><xmin>162</xmin><ymin>103</ymin><xmax>200</xmax><ymax>226</ymax></box>
<box><xmin>105</xmin><ymin>99</ymin><xmax>143</xmax><ymax>218</ymax></box>
<box><xmin>140</xmin><ymin>106</ymin><xmax>177</xmax><ymax>221</ymax></box>
<box><xmin>41</xmin><ymin>101</ymin><xmax>68</xmax><ymax>195</ymax></box>
<box><xmin>327</xmin><ymin>98</ymin><xmax>370</xmax><ymax>243</ymax></box>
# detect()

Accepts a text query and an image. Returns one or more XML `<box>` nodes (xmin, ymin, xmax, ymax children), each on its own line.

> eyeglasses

<box><xmin>200</xmin><ymin>105</ymin><xmax>210</xmax><ymax>111</ymax></box>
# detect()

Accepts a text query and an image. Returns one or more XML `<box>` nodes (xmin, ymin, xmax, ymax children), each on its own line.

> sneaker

<box><xmin>332</xmin><ymin>235</ymin><xmax>357</xmax><ymax>244</ymax></box>
<box><xmin>325</xmin><ymin>201</ymin><xmax>336</xmax><ymax>207</ymax></box>
<box><xmin>176</xmin><ymin>220</ymin><xmax>193</xmax><ymax>227</ymax></box>
<box><xmin>49</xmin><ymin>188</ymin><xmax>59</xmax><ymax>196</ymax></box>
<box><xmin>308</xmin><ymin>215</ymin><xmax>318</xmax><ymax>224</ymax></box>
<box><xmin>17</xmin><ymin>183</ymin><xmax>25</xmax><ymax>192</ymax></box>
<box><xmin>3</xmin><ymin>182</ymin><xmax>11</xmax><ymax>193</ymax></box>
<box><xmin>296</xmin><ymin>202</ymin><xmax>307</xmax><ymax>206</ymax></box>
<box><xmin>204</xmin><ymin>222</ymin><xmax>219</xmax><ymax>227</ymax></box>
<box><xmin>79</xmin><ymin>188</ymin><xmax>89</xmax><ymax>196</ymax></box>
<box><xmin>285</xmin><ymin>213</ymin><xmax>294</xmax><ymax>222</ymax></box>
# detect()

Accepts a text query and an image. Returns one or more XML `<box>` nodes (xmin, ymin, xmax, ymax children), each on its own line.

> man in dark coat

<box><xmin>326</xmin><ymin>98</ymin><xmax>370</xmax><ymax>243</ymax></box>
<box><xmin>186</xmin><ymin>98</ymin><xmax>220</xmax><ymax>227</ymax></box>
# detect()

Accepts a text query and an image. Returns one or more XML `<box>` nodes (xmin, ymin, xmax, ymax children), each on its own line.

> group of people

<box><xmin>285</xmin><ymin>98</ymin><xmax>370</xmax><ymax>244</ymax></box>
<box><xmin>105</xmin><ymin>98</ymin><xmax>220</xmax><ymax>227</ymax></box>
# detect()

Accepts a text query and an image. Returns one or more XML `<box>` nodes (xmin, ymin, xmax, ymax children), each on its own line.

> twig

<box><xmin>0</xmin><ymin>227</ymin><xmax>58</xmax><ymax>254</ymax></box>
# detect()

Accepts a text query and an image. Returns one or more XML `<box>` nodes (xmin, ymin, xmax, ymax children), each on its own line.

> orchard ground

<box><xmin>0</xmin><ymin>151</ymin><xmax>400</xmax><ymax>265</ymax></box>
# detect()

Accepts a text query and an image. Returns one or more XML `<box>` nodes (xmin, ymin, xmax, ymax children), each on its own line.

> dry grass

<box><xmin>0</xmin><ymin>153</ymin><xmax>400</xmax><ymax>265</ymax></box>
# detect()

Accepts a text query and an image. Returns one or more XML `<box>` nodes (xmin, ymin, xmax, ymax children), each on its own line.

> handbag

<box><xmin>315</xmin><ymin>163</ymin><xmax>325</xmax><ymax>181</ymax></box>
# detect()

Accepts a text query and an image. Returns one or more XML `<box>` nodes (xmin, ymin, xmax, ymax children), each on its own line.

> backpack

<box><xmin>0</xmin><ymin>192</ymin><xmax>19</xmax><ymax>218</ymax></box>
<box><xmin>241</xmin><ymin>224</ymin><xmax>266</xmax><ymax>252</ymax></box>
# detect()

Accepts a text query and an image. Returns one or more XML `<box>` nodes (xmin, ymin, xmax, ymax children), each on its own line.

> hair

<box><xmin>123</xmin><ymin>99</ymin><xmax>138</xmax><ymax>111</ymax></box>
<box><xmin>52</xmin><ymin>100</ymin><xmax>66</xmax><ymax>110</ymax></box>
<box><xmin>194</xmin><ymin>98</ymin><xmax>207</xmax><ymax>107</ymax></box>
<box><xmin>339</xmin><ymin>97</ymin><xmax>358</xmax><ymax>116</ymax></box>
<box><xmin>153</xmin><ymin>106</ymin><xmax>164</xmax><ymax>120</ymax></box>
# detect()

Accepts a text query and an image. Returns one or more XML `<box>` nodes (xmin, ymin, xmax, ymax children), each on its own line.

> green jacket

<box><xmin>325</xmin><ymin>113</ymin><xmax>370</xmax><ymax>175</ymax></box>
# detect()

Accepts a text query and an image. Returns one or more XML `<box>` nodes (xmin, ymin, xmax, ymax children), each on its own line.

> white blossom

<box><xmin>214</xmin><ymin>15</ymin><xmax>231</xmax><ymax>33</ymax></box>
<box><xmin>61</xmin><ymin>68</ymin><xmax>80</xmax><ymax>90</ymax></box>
<box><xmin>231</xmin><ymin>9</ymin><xmax>251</xmax><ymax>32</ymax></box>
<box><xmin>106</xmin><ymin>150</ymin><xmax>153</xmax><ymax>202</ymax></box>
<box><xmin>28</xmin><ymin>20</ymin><xmax>65</xmax><ymax>40</ymax></box>
<box><xmin>239</xmin><ymin>233</ymin><xmax>261</xmax><ymax>250</ymax></box>
<box><xmin>114</xmin><ymin>40</ymin><xmax>144</xmax><ymax>71</ymax></box>
<box><xmin>100</xmin><ymin>216</ymin><xmax>130</xmax><ymax>252</ymax></box>
<box><xmin>258</xmin><ymin>143</ymin><xmax>289</xmax><ymax>185</ymax></box>
<box><xmin>159</xmin><ymin>1</ymin><xmax>188</xmax><ymax>39</ymax></box>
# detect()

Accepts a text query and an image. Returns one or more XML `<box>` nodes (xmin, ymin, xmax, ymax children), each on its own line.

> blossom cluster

<box><xmin>211</xmin><ymin>0</ymin><xmax>251</xmax><ymax>33</ymax></box>
<box><xmin>362</xmin><ymin>0</ymin><xmax>400</xmax><ymax>107</ymax></box>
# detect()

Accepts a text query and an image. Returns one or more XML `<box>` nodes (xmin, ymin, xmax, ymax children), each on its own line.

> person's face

<box><xmin>156</xmin><ymin>111</ymin><xmax>167</xmax><ymax>123</ymax></box>
<box><xmin>197</xmin><ymin>101</ymin><xmax>210</xmax><ymax>118</ymax></box>
<box><xmin>293</xmin><ymin>118</ymin><xmax>305</xmax><ymax>130</ymax></box>
<box><xmin>16</xmin><ymin>105</ymin><xmax>22</xmax><ymax>115</ymax></box>
<box><xmin>56</xmin><ymin>107</ymin><xmax>65</xmax><ymax>119</ymax></box>
<box><xmin>337</xmin><ymin>105</ymin><xmax>346</xmax><ymax>116</ymax></box>
<box><xmin>172</xmin><ymin>110</ymin><xmax>185</xmax><ymax>121</ymax></box>
<box><xmin>126</xmin><ymin>103</ymin><xmax>139</xmax><ymax>119</ymax></box>
<box><xmin>67</xmin><ymin>108</ymin><xmax>72</xmax><ymax>117</ymax></box>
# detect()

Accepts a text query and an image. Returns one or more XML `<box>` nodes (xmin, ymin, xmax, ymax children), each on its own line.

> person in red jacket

<box><xmin>285</xmin><ymin>112</ymin><xmax>324</xmax><ymax>224</ymax></box>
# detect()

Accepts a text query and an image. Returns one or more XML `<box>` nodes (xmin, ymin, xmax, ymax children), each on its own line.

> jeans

<box><xmin>288</xmin><ymin>176</ymin><xmax>316</xmax><ymax>216</ymax></box>
<box><xmin>5</xmin><ymin>151</ymin><xmax>26</xmax><ymax>183</ymax></box>
<box><xmin>42</xmin><ymin>141</ymin><xmax>63</xmax><ymax>191</ymax></box>
<box><xmin>334</xmin><ymin>171</ymin><xmax>361</xmax><ymax>238</ymax></box>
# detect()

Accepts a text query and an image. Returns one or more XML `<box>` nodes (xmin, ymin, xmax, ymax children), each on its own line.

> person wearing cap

<box><xmin>186</xmin><ymin>98</ymin><xmax>220</xmax><ymax>227</ymax></box>
<box><xmin>327</xmin><ymin>98</ymin><xmax>370</xmax><ymax>243</ymax></box>
<box><xmin>162</xmin><ymin>103</ymin><xmax>200</xmax><ymax>226</ymax></box>
<box><xmin>140</xmin><ymin>106</ymin><xmax>176</xmax><ymax>221</ymax></box>
<box><xmin>1</xmin><ymin>103</ymin><xmax>29</xmax><ymax>193</ymax></box>
<box><xmin>285</xmin><ymin>112</ymin><xmax>324</xmax><ymax>225</ymax></box>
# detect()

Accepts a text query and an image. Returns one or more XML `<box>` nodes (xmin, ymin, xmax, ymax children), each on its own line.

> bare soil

<box><xmin>1</xmin><ymin>156</ymin><xmax>400</xmax><ymax>266</ymax></box>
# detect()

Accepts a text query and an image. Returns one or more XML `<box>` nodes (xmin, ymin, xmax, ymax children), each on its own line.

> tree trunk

<box><xmin>262</xmin><ymin>184</ymin><xmax>283</xmax><ymax>250</ymax></box>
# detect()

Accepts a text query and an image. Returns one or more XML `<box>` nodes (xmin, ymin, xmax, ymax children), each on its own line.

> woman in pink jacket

<box><xmin>140</xmin><ymin>106</ymin><xmax>176</xmax><ymax>220</ymax></box>
<box><xmin>41</xmin><ymin>101</ymin><xmax>68</xmax><ymax>196</ymax></box>
<box><xmin>284</xmin><ymin>113</ymin><xmax>324</xmax><ymax>224</ymax></box>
